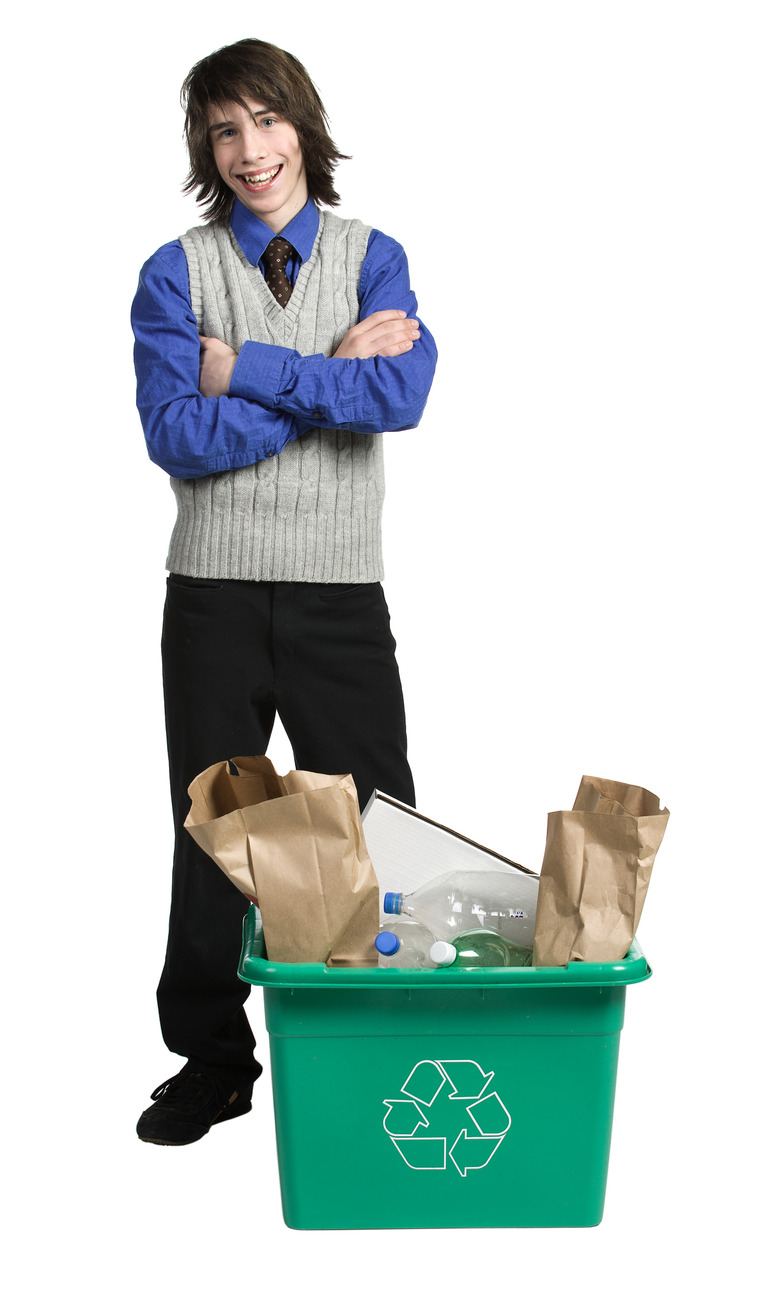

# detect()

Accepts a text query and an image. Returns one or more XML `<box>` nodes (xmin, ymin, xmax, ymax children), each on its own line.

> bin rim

<box><xmin>238</xmin><ymin>908</ymin><xmax>651</xmax><ymax>990</ymax></box>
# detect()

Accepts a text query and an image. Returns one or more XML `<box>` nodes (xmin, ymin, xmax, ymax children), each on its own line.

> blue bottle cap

<box><xmin>383</xmin><ymin>892</ymin><xmax>403</xmax><ymax>915</ymax></box>
<box><xmin>375</xmin><ymin>931</ymin><xmax>401</xmax><ymax>956</ymax></box>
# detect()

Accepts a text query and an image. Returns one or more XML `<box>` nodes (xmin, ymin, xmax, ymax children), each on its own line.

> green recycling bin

<box><xmin>239</xmin><ymin>907</ymin><xmax>651</xmax><ymax>1230</ymax></box>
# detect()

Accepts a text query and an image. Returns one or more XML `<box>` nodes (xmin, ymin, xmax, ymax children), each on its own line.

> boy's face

<box><xmin>208</xmin><ymin>99</ymin><xmax>308</xmax><ymax>232</ymax></box>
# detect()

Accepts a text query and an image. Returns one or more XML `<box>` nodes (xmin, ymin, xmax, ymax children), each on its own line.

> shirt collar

<box><xmin>229</xmin><ymin>195</ymin><xmax>320</xmax><ymax>267</ymax></box>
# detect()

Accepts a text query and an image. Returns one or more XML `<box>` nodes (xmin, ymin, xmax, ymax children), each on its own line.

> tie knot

<box><xmin>263</xmin><ymin>237</ymin><xmax>296</xmax><ymax>307</ymax></box>
<box><xmin>266</xmin><ymin>236</ymin><xmax>295</xmax><ymax>263</ymax></box>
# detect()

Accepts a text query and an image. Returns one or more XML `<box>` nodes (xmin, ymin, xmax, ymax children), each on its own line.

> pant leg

<box><xmin>271</xmin><ymin>582</ymin><xmax>415</xmax><ymax>811</ymax></box>
<box><xmin>157</xmin><ymin>575</ymin><xmax>276</xmax><ymax>1090</ymax></box>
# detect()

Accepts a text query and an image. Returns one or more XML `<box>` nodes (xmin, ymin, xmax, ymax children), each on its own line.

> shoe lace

<box><xmin>150</xmin><ymin>1070</ymin><xmax>222</xmax><ymax>1111</ymax></box>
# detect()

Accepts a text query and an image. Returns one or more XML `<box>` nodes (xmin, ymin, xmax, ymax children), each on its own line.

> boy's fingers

<box><xmin>352</xmin><ymin>310</ymin><xmax>414</xmax><ymax>335</ymax></box>
<box><xmin>332</xmin><ymin>311</ymin><xmax>420</xmax><ymax>359</ymax></box>
<box><xmin>373</xmin><ymin>343</ymin><xmax>413</xmax><ymax>357</ymax></box>
<box><xmin>363</xmin><ymin>309</ymin><xmax>408</xmax><ymax>323</ymax></box>
<box><xmin>365</xmin><ymin>325</ymin><xmax>420</xmax><ymax>350</ymax></box>
<box><xmin>362</xmin><ymin>320</ymin><xmax>419</xmax><ymax>343</ymax></box>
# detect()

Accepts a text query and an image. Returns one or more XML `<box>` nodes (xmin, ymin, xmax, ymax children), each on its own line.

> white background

<box><xmin>4</xmin><ymin>1</ymin><xmax>776</xmax><ymax>1304</ymax></box>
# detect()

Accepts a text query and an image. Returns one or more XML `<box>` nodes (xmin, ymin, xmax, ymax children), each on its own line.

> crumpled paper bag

<box><xmin>184</xmin><ymin>755</ymin><xmax>379</xmax><ymax>966</ymax></box>
<box><xmin>532</xmin><ymin>775</ymin><xmax>669</xmax><ymax>965</ymax></box>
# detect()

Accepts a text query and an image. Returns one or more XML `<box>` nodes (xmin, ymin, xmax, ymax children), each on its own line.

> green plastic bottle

<box><xmin>430</xmin><ymin>929</ymin><xmax>533</xmax><ymax>968</ymax></box>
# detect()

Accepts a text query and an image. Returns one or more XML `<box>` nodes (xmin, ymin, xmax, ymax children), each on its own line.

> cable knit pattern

<box><xmin>168</xmin><ymin>210</ymin><xmax>384</xmax><ymax>582</ymax></box>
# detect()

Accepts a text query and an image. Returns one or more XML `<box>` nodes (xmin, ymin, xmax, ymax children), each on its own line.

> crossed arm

<box><xmin>199</xmin><ymin>309</ymin><xmax>420</xmax><ymax>396</ymax></box>
<box><xmin>132</xmin><ymin>236</ymin><xmax>437</xmax><ymax>480</ymax></box>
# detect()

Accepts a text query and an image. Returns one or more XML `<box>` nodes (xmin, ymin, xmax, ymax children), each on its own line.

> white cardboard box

<box><xmin>362</xmin><ymin>792</ymin><xmax>539</xmax><ymax>944</ymax></box>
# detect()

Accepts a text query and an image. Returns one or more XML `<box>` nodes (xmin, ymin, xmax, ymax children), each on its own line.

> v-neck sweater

<box><xmin>169</xmin><ymin>209</ymin><xmax>382</xmax><ymax>582</ymax></box>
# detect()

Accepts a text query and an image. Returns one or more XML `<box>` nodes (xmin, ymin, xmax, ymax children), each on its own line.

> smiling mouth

<box><xmin>238</xmin><ymin>165</ymin><xmax>282</xmax><ymax>189</ymax></box>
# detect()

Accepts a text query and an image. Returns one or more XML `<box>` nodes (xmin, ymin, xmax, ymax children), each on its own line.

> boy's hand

<box><xmin>332</xmin><ymin>310</ymin><xmax>420</xmax><ymax>360</ymax></box>
<box><xmin>199</xmin><ymin>335</ymin><xmax>239</xmax><ymax>397</ymax></box>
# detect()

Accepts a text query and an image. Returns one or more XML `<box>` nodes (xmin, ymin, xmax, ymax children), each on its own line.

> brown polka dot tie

<box><xmin>263</xmin><ymin>236</ymin><xmax>295</xmax><ymax>307</ymax></box>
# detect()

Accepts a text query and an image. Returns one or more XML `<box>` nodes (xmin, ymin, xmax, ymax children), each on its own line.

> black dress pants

<box><xmin>157</xmin><ymin>575</ymin><xmax>415</xmax><ymax>1092</ymax></box>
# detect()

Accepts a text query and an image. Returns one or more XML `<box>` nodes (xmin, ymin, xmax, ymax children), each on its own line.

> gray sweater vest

<box><xmin>167</xmin><ymin>209</ymin><xmax>384</xmax><ymax>582</ymax></box>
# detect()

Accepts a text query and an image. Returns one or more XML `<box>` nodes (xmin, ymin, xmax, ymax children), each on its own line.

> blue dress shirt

<box><xmin>132</xmin><ymin>197</ymin><xmax>437</xmax><ymax>479</ymax></box>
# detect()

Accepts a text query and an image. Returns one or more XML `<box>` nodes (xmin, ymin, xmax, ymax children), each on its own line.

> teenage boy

<box><xmin>131</xmin><ymin>38</ymin><xmax>436</xmax><ymax>1145</ymax></box>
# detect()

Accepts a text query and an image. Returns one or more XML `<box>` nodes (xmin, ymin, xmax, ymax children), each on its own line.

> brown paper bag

<box><xmin>184</xmin><ymin>755</ymin><xmax>379</xmax><ymax>966</ymax></box>
<box><xmin>532</xmin><ymin>775</ymin><xmax>669</xmax><ymax>965</ymax></box>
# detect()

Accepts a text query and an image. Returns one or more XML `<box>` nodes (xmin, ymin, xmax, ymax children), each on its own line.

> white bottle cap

<box><xmin>430</xmin><ymin>941</ymin><xmax>457</xmax><ymax>966</ymax></box>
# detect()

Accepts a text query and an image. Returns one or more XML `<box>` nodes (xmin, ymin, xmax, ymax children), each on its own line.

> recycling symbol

<box><xmin>382</xmin><ymin>1059</ymin><xmax>511</xmax><ymax>1176</ymax></box>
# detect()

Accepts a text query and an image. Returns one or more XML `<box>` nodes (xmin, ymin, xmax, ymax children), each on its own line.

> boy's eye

<box><xmin>260</xmin><ymin>117</ymin><xmax>276</xmax><ymax>128</ymax></box>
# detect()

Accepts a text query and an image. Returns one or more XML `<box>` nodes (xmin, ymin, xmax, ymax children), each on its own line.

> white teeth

<box><xmin>242</xmin><ymin>166</ymin><xmax>280</xmax><ymax>184</ymax></box>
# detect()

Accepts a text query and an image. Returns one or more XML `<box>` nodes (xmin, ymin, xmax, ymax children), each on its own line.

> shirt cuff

<box><xmin>229</xmin><ymin>340</ymin><xmax>295</xmax><ymax>406</ymax></box>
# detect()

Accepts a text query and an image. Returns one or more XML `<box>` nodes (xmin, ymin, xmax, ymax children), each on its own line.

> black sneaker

<box><xmin>137</xmin><ymin>1069</ymin><xmax>253</xmax><ymax>1146</ymax></box>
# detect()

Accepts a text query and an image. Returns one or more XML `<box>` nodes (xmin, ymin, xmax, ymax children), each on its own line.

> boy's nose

<box><xmin>241</xmin><ymin>128</ymin><xmax>268</xmax><ymax>164</ymax></box>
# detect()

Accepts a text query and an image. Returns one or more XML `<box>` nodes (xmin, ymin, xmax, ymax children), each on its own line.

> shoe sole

<box><xmin>138</xmin><ymin>1136</ymin><xmax>198</xmax><ymax>1146</ymax></box>
<box><xmin>138</xmin><ymin>1098</ymin><xmax>252</xmax><ymax>1146</ymax></box>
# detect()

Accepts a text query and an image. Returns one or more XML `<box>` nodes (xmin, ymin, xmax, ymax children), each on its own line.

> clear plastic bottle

<box><xmin>383</xmin><ymin>869</ymin><xmax>537</xmax><ymax>949</ymax></box>
<box><xmin>374</xmin><ymin>918</ymin><xmax>438</xmax><ymax>968</ymax></box>
<box><xmin>430</xmin><ymin>929</ymin><xmax>533</xmax><ymax>968</ymax></box>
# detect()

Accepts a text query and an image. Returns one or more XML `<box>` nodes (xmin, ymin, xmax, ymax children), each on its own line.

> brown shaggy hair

<box><xmin>181</xmin><ymin>38</ymin><xmax>349</xmax><ymax>223</ymax></box>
